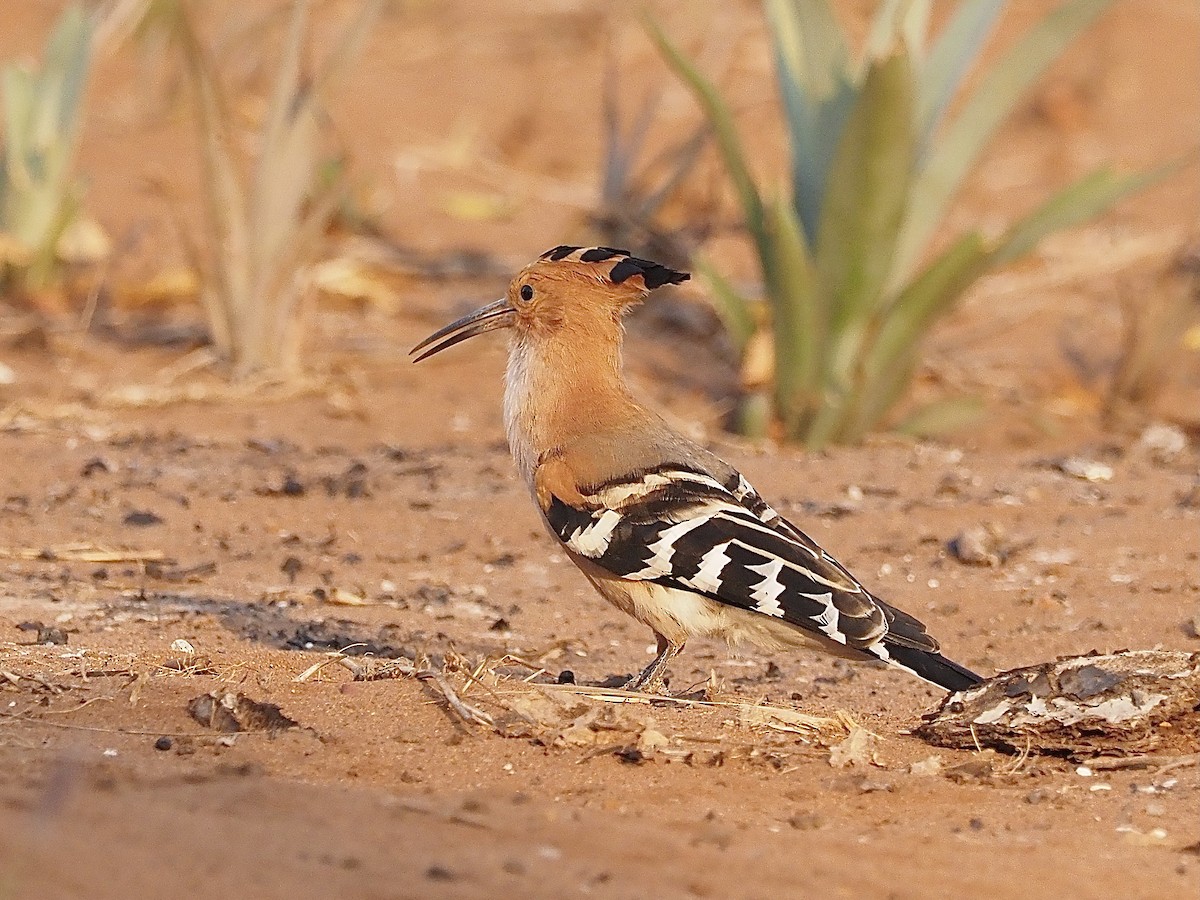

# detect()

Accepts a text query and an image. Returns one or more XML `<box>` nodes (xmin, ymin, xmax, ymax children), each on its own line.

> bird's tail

<box><xmin>880</xmin><ymin>640</ymin><xmax>985</xmax><ymax>692</ymax></box>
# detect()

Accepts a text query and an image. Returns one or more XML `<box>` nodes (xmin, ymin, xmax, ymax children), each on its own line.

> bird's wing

<box><xmin>723</xmin><ymin>471</ymin><xmax>941</xmax><ymax>653</ymax></box>
<box><xmin>538</xmin><ymin>462</ymin><xmax>939</xmax><ymax>656</ymax></box>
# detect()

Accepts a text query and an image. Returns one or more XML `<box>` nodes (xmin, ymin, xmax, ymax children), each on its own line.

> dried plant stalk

<box><xmin>124</xmin><ymin>0</ymin><xmax>380</xmax><ymax>378</ymax></box>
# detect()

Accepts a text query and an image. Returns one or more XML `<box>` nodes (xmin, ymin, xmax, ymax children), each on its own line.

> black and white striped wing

<box><xmin>543</xmin><ymin>466</ymin><xmax>917</xmax><ymax>655</ymax></box>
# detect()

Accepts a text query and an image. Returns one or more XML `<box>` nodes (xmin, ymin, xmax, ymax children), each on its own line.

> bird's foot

<box><xmin>620</xmin><ymin>669</ymin><xmax>670</xmax><ymax>695</ymax></box>
<box><xmin>621</xmin><ymin>637</ymin><xmax>684</xmax><ymax>695</ymax></box>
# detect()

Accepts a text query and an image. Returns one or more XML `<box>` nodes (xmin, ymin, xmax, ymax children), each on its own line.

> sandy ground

<box><xmin>0</xmin><ymin>2</ymin><xmax>1199</xmax><ymax>898</ymax></box>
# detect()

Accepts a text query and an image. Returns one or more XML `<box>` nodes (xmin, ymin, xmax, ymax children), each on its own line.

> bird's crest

<box><xmin>536</xmin><ymin>245</ymin><xmax>689</xmax><ymax>291</ymax></box>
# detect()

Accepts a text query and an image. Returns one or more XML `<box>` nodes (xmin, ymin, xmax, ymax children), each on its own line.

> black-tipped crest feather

<box><xmin>539</xmin><ymin>245</ymin><xmax>689</xmax><ymax>290</ymax></box>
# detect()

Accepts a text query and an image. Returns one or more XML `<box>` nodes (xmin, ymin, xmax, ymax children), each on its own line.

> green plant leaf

<box><xmin>892</xmin><ymin>0</ymin><xmax>1114</xmax><ymax>286</ymax></box>
<box><xmin>989</xmin><ymin>163</ymin><xmax>1175</xmax><ymax>268</ymax></box>
<box><xmin>42</xmin><ymin>4</ymin><xmax>93</xmax><ymax>141</ymax></box>
<box><xmin>867</xmin><ymin>230</ymin><xmax>987</xmax><ymax>380</ymax></box>
<box><xmin>848</xmin><ymin>230</ymin><xmax>987</xmax><ymax>438</ymax></box>
<box><xmin>917</xmin><ymin>0</ymin><xmax>1004</xmax><ymax>159</ymax></box>
<box><xmin>646</xmin><ymin>16</ymin><xmax>765</xmax><ymax>246</ymax></box>
<box><xmin>895</xmin><ymin>395</ymin><xmax>985</xmax><ymax>438</ymax></box>
<box><xmin>735</xmin><ymin>391</ymin><xmax>773</xmax><ymax>440</ymax></box>
<box><xmin>0</xmin><ymin>2</ymin><xmax>93</xmax><ymax>287</ymax></box>
<box><xmin>865</xmin><ymin>0</ymin><xmax>931</xmax><ymax>64</ymax></box>
<box><xmin>765</xmin><ymin>0</ymin><xmax>857</xmax><ymax>245</ymax></box>
<box><xmin>2</xmin><ymin>67</ymin><xmax>36</xmax><ymax>202</ymax></box>
<box><xmin>765</xmin><ymin>0</ymin><xmax>849</xmax><ymax>96</ymax></box>
<box><xmin>695</xmin><ymin>256</ymin><xmax>756</xmax><ymax>354</ymax></box>
<box><xmin>815</xmin><ymin>48</ymin><xmax>915</xmax><ymax>335</ymax></box>
<box><xmin>763</xmin><ymin>193</ymin><xmax>820</xmax><ymax>432</ymax></box>
<box><xmin>837</xmin><ymin>347</ymin><xmax>918</xmax><ymax>444</ymax></box>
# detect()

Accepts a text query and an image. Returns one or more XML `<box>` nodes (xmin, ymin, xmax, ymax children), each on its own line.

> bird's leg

<box><xmin>623</xmin><ymin>634</ymin><xmax>685</xmax><ymax>695</ymax></box>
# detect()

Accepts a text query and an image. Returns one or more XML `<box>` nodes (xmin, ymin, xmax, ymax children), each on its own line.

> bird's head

<box><xmin>410</xmin><ymin>246</ymin><xmax>689</xmax><ymax>362</ymax></box>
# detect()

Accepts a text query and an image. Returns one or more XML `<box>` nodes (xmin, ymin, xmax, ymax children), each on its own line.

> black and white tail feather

<box><xmin>545</xmin><ymin>464</ymin><xmax>983</xmax><ymax>692</ymax></box>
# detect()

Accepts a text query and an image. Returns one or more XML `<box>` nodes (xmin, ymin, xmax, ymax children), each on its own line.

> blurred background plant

<box><xmin>1104</xmin><ymin>243</ymin><xmax>1200</xmax><ymax>425</ymax></box>
<box><xmin>651</xmin><ymin>0</ymin><xmax>1163</xmax><ymax>447</ymax></box>
<box><xmin>0</xmin><ymin>4</ymin><xmax>108</xmax><ymax>297</ymax></box>
<box><xmin>589</xmin><ymin>38</ymin><xmax>717</xmax><ymax>270</ymax></box>
<box><xmin>104</xmin><ymin>0</ymin><xmax>381</xmax><ymax>380</ymax></box>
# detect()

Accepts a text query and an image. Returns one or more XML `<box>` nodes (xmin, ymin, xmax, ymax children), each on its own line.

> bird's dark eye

<box><xmin>519</xmin><ymin>284</ymin><xmax>534</xmax><ymax>302</ymax></box>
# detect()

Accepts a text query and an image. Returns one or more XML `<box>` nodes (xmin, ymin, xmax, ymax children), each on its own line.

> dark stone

<box><xmin>123</xmin><ymin>510</ymin><xmax>164</xmax><ymax>527</ymax></box>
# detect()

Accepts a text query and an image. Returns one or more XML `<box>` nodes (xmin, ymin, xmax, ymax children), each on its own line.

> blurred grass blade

<box><xmin>917</xmin><ymin>0</ymin><xmax>1004</xmax><ymax>158</ymax></box>
<box><xmin>695</xmin><ymin>256</ymin><xmax>756</xmax><ymax>354</ymax></box>
<box><xmin>634</xmin><ymin>124</ymin><xmax>709</xmax><ymax>220</ymax></box>
<box><xmin>774</xmin><ymin>55</ymin><xmax>855</xmax><ymax>246</ymax></box>
<box><xmin>867</xmin><ymin>231</ymin><xmax>987</xmax><ymax>381</ymax></box>
<box><xmin>310</xmin><ymin>0</ymin><xmax>381</xmax><ymax>98</ymax></box>
<box><xmin>646</xmin><ymin>16</ymin><xmax>765</xmax><ymax>245</ymax></box>
<box><xmin>895</xmin><ymin>395</ymin><xmax>985</xmax><ymax>438</ymax></box>
<box><xmin>763</xmin><ymin>194</ymin><xmax>820</xmax><ymax>432</ymax></box>
<box><xmin>186</xmin><ymin>13</ymin><xmax>249</xmax><ymax>357</ymax></box>
<box><xmin>127</xmin><ymin>0</ymin><xmax>375</xmax><ymax>378</ymax></box>
<box><xmin>42</xmin><ymin>4</ymin><xmax>93</xmax><ymax>139</ymax></box>
<box><xmin>851</xmin><ymin>231</ymin><xmax>987</xmax><ymax>437</ymax></box>
<box><xmin>815</xmin><ymin>48</ymin><xmax>914</xmax><ymax>333</ymax></box>
<box><xmin>0</xmin><ymin>3</ymin><xmax>95</xmax><ymax>288</ymax></box>
<box><xmin>865</xmin><ymin>0</ymin><xmax>931</xmax><ymax>62</ymax></box>
<box><xmin>892</xmin><ymin>0</ymin><xmax>1113</xmax><ymax>285</ymax></box>
<box><xmin>765</xmin><ymin>0</ymin><xmax>848</xmax><ymax>95</ymax></box>
<box><xmin>2</xmin><ymin>67</ymin><xmax>36</xmax><ymax>226</ymax></box>
<box><xmin>767</xmin><ymin>0</ymin><xmax>856</xmax><ymax>245</ymax></box>
<box><xmin>249</xmin><ymin>0</ymin><xmax>310</xmax><ymax>297</ymax></box>
<box><xmin>839</xmin><ymin>349</ymin><xmax>919</xmax><ymax>444</ymax></box>
<box><xmin>989</xmin><ymin>163</ymin><xmax>1176</xmax><ymax>267</ymax></box>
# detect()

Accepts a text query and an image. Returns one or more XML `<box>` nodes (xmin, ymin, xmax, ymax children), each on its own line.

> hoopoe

<box><xmin>412</xmin><ymin>246</ymin><xmax>984</xmax><ymax>695</ymax></box>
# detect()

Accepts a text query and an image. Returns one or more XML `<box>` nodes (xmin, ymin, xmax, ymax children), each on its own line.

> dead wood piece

<box><xmin>917</xmin><ymin>650</ymin><xmax>1200</xmax><ymax>758</ymax></box>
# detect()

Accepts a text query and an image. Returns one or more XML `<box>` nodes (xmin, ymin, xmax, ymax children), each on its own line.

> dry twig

<box><xmin>1085</xmin><ymin>754</ymin><xmax>1199</xmax><ymax>773</ymax></box>
<box><xmin>0</xmin><ymin>544</ymin><xmax>165</xmax><ymax>563</ymax></box>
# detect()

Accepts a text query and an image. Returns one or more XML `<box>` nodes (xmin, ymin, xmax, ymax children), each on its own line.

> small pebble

<box><xmin>154</xmin><ymin>736</ymin><xmax>174</xmax><ymax>751</ymax></box>
<box><xmin>123</xmin><ymin>510</ymin><xmax>164</xmax><ymax>527</ymax></box>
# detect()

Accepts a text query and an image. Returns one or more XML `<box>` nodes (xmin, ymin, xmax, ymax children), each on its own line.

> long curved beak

<box><xmin>410</xmin><ymin>298</ymin><xmax>514</xmax><ymax>362</ymax></box>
